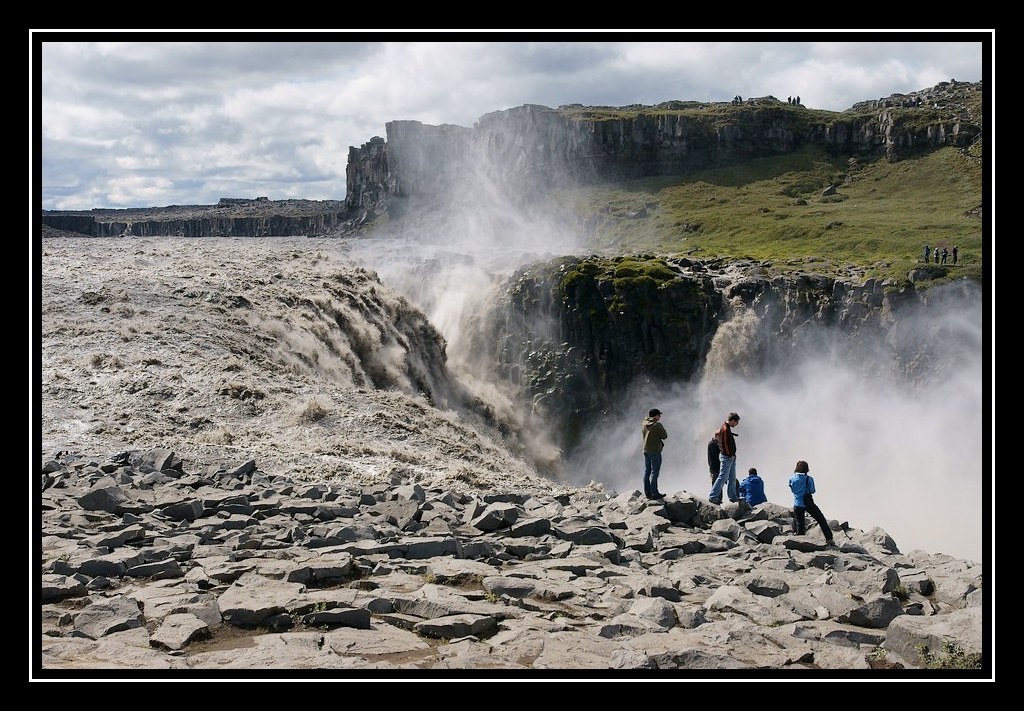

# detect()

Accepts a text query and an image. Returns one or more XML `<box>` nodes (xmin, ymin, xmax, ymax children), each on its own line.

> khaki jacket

<box><xmin>642</xmin><ymin>416</ymin><xmax>667</xmax><ymax>453</ymax></box>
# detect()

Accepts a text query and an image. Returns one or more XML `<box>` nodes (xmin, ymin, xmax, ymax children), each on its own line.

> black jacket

<box><xmin>716</xmin><ymin>421</ymin><xmax>737</xmax><ymax>457</ymax></box>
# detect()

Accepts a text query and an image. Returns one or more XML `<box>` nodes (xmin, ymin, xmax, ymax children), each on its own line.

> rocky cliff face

<box><xmin>473</xmin><ymin>256</ymin><xmax>722</xmax><ymax>440</ymax></box>
<box><xmin>345</xmin><ymin>83</ymin><xmax>982</xmax><ymax>223</ymax></box>
<box><xmin>41</xmin><ymin>199</ymin><xmax>350</xmax><ymax>238</ymax></box>
<box><xmin>471</xmin><ymin>254</ymin><xmax>980</xmax><ymax>454</ymax></box>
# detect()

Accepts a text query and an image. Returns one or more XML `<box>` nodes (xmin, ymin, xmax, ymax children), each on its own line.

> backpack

<box><xmin>708</xmin><ymin>437</ymin><xmax>721</xmax><ymax>466</ymax></box>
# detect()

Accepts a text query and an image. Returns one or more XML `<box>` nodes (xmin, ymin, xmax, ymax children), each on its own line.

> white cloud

<box><xmin>35</xmin><ymin>34</ymin><xmax>988</xmax><ymax>209</ymax></box>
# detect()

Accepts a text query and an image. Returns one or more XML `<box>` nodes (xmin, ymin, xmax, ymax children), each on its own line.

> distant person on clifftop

<box><xmin>738</xmin><ymin>467</ymin><xmax>767</xmax><ymax>506</ymax></box>
<box><xmin>952</xmin><ymin>245</ymin><xmax>959</xmax><ymax>264</ymax></box>
<box><xmin>708</xmin><ymin>413</ymin><xmax>741</xmax><ymax>505</ymax></box>
<box><xmin>924</xmin><ymin>244</ymin><xmax>931</xmax><ymax>263</ymax></box>
<box><xmin>941</xmin><ymin>247</ymin><xmax>948</xmax><ymax>264</ymax></box>
<box><xmin>789</xmin><ymin>460</ymin><xmax>835</xmax><ymax>546</ymax></box>
<box><xmin>641</xmin><ymin>408</ymin><xmax>667</xmax><ymax>500</ymax></box>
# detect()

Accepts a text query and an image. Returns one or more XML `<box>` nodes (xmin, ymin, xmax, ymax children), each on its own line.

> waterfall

<box><xmin>698</xmin><ymin>294</ymin><xmax>763</xmax><ymax>384</ymax></box>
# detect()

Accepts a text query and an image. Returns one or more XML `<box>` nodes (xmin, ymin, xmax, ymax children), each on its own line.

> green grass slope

<box><xmin>547</xmin><ymin>143</ymin><xmax>984</xmax><ymax>288</ymax></box>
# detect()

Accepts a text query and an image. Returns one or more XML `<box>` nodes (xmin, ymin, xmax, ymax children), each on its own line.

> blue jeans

<box><xmin>643</xmin><ymin>452</ymin><xmax>662</xmax><ymax>496</ymax></box>
<box><xmin>709</xmin><ymin>454</ymin><xmax>737</xmax><ymax>502</ymax></box>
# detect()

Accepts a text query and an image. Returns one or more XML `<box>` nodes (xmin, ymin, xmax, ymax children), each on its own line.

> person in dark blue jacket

<box><xmin>738</xmin><ymin>467</ymin><xmax>767</xmax><ymax>506</ymax></box>
<box><xmin>788</xmin><ymin>460</ymin><xmax>835</xmax><ymax>546</ymax></box>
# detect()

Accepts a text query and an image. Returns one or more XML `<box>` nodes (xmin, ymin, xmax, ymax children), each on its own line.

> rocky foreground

<box><xmin>37</xmin><ymin>448</ymin><xmax>985</xmax><ymax>677</ymax></box>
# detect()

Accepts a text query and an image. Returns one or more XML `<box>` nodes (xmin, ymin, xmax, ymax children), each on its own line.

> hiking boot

<box><xmin>709</xmin><ymin>498</ymin><xmax>722</xmax><ymax>505</ymax></box>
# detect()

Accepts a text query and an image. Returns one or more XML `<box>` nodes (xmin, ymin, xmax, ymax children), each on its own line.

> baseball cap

<box><xmin>649</xmin><ymin>409</ymin><xmax>662</xmax><ymax>417</ymax></box>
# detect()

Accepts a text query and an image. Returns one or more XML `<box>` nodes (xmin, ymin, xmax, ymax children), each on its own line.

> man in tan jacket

<box><xmin>642</xmin><ymin>408</ymin><xmax>668</xmax><ymax>500</ymax></box>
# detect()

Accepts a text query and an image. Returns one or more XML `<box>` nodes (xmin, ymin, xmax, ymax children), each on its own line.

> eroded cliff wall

<box><xmin>41</xmin><ymin>200</ymin><xmax>350</xmax><ymax>238</ymax></box>
<box><xmin>345</xmin><ymin>89</ymin><xmax>981</xmax><ymax>222</ymax></box>
<box><xmin>472</xmin><ymin>254</ymin><xmax>980</xmax><ymax>454</ymax></box>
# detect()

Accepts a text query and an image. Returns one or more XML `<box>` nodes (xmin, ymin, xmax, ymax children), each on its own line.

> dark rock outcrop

<box><xmin>471</xmin><ymin>255</ymin><xmax>981</xmax><ymax>454</ymax></box>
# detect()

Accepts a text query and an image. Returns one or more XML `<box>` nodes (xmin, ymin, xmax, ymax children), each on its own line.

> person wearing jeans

<box><xmin>641</xmin><ymin>408</ymin><xmax>667</xmax><ymax>500</ymax></box>
<box><xmin>708</xmin><ymin>413</ymin><xmax>740</xmax><ymax>504</ymax></box>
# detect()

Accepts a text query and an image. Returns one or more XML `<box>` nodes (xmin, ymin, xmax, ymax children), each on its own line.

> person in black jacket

<box><xmin>707</xmin><ymin>435</ymin><xmax>721</xmax><ymax>483</ymax></box>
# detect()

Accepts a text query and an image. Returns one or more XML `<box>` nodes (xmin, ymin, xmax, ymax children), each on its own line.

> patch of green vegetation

<box><xmin>559</xmin><ymin>259</ymin><xmax>603</xmax><ymax>294</ymax></box>
<box><xmin>442</xmin><ymin>573</ymin><xmax>485</xmax><ymax>588</ymax></box>
<box><xmin>546</xmin><ymin>142</ymin><xmax>983</xmax><ymax>289</ymax></box>
<box><xmin>611</xmin><ymin>255</ymin><xmax>677</xmax><ymax>281</ymax></box>
<box><xmin>915</xmin><ymin>641</ymin><xmax>983</xmax><ymax>670</ymax></box>
<box><xmin>865</xmin><ymin>647</ymin><xmax>906</xmax><ymax>669</ymax></box>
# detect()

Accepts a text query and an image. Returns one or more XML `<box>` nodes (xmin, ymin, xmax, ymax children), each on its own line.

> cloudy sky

<box><xmin>33</xmin><ymin>33</ymin><xmax>990</xmax><ymax>211</ymax></box>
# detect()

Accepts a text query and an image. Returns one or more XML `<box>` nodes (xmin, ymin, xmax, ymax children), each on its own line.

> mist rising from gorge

<box><xmin>565</xmin><ymin>281</ymin><xmax>985</xmax><ymax>563</ymax></box>
<box><xmin>337</xmin><ymin>130</ymin><xmax>986</xmax><ymax>564</ymax></box>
